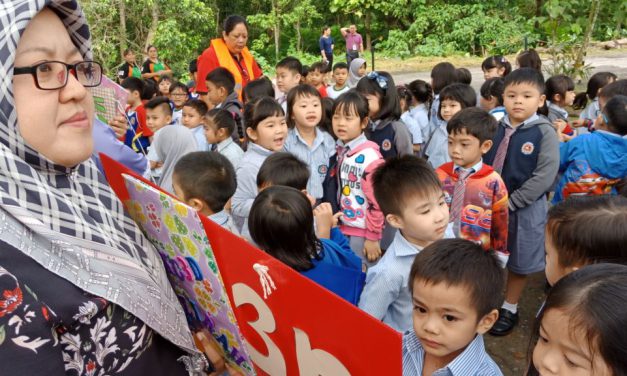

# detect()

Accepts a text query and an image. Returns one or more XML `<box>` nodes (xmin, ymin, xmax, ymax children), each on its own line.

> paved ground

<box><xmin>387</xmin><ymin>52</ymin><xmax>627</xmax><ymax>375</ymax></box>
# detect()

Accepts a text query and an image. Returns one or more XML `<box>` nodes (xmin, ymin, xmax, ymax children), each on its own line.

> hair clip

<box><xmin>366</xmin><ymin>71</ymin><xmax>388</xmax><ymax>90</ymax></box>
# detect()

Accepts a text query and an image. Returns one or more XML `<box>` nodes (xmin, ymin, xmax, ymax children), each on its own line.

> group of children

<box><xmin>114</xmin><ymin>47</ymin><xmax>627</xmax><ymax>374</ymax></box>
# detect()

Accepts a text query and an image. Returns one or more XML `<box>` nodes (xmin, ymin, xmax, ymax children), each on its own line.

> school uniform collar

<box><xmin>547</xmin><ymin>100</ymin><xmax>569</xmax><ymax>119</ymax></box>
<box><xmin>208</xmin><ymin>210</ymin><xmax>229</xmax><ymax>226</ymax></box>
<box><xmin>337</xmin><ymin>133</ymin><xmax>368</xmax><ymax>151</ymax></box>
<box><xmin>216</xmin><ymin>137</ymin><xmax>235</xmax><ymax>152</ymax></box>
<box><xmin>293</xmin><ymin>127</ymin><xmax>325</xmax><ymax>149</ymax></box>
<box><xmin>454</xmin><ymin>160</ymin><xmax>483</xmax><ymax>176</ymax></box>
<box><xmin>503</xmin><ymin>113</ymin><xmax>539</xmax><ymax>129</ymax></box>
<box><xmin>247</xmin><ymin>142</ymin><xmax>276</xmax><ymax>155</ymax></box>
<box><xmin>595</xmin><ymin>129</ymin><xmax>627</xmax><ymax>139</ymax></box>
<box><xmin>392</xmin><ymin>230</ymin><xmax>423</xmax><ymax>257</ymax></box>
<box><xmin>410</xmin><ymin>103</ymin><xmax>427</xmax><ymax>114</ymax></box>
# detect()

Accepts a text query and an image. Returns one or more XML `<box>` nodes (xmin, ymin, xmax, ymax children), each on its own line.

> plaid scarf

<box><xmin>0</xmin><ymin>0</ymin><xmax>197</xmax><ymax>355</ymax></box>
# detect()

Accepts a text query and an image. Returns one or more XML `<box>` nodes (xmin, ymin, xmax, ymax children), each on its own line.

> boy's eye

<box><xmin>444</xmin><ymin>315</ymin><xmax>457</xmax><ymax>322</ymax></box>
<box><xmin>564</xmin><ymin>355</ymin><xmax>578</xmax><ymax>368</ymax></box>
<box><xmin>414</xmin><ymin>305</ymin><xmax>426</xmax><ymax>313</ymax></box>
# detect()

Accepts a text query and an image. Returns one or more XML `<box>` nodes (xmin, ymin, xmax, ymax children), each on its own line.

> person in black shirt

<box><xmin>117</xmin><ymin>48</ymin><xmax>141</xmax><ymax>83</ymax></box>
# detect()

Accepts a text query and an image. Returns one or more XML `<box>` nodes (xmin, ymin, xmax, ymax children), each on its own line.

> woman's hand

<box><xmin>363</xmin><ymin>239</ymin><xmax>382</xmax><ymax>262</ymax></box>
<box><xmin>108</xmin><ymin>113</ymin><xmax>127</xmax><ymax>139</ymax></box>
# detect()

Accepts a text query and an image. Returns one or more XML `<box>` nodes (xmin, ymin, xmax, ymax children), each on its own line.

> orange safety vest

<box><xmin>211</xmin><ymin>38</ymin><xmax>256</xmax><ymax>100</ymax></box>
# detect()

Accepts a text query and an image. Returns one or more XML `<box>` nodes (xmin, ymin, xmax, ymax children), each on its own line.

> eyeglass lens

<box><xmin>36</xmin><ymin>62</ymin><xmax>101</xmax><ymax>89</ymax></box>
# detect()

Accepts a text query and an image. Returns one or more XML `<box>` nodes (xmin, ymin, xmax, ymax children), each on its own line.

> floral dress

<box><xmin>0</xmin><ymin>240</ymin><xmax>190</xmax><ymax>375</ymax></box>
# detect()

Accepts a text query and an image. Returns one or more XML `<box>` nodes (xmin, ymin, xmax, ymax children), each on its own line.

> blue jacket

<box><xmin>367</xmin><ymin>117</ymin><xmax>413</xmax><ymax>159</ymax></box>
<box><xmin>302</xmin><ymin>228</ymin><xmax>366</xmax><ymax>305</ymax></box>
<box><xmin>553</xmin><ymin>130</ymin><xmax>627</xmax><ymax>203</ymax></box>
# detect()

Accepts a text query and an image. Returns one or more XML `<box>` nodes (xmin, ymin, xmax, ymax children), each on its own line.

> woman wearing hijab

<box><xmin>347</xmin><ymin>57</ymin><xmax>367</xmax><ymax>88</ymax></box>
<box><xmin>0</xmin><ymin>1</ymin><xmax>210</xmax><ymax>374</ymax></box>
<box><xmin>153</xmin><ymin>125</ymin><xmax>198</xmax><ymax>194</ymax></box>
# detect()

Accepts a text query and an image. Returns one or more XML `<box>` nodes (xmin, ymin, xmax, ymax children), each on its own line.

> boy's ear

<box><xmin>165</xmin><ymin>115</ymin><xmax>172</xmax><ymax>124</ymax></box>
<box><xmin>360</xmin><ymin>116</ymin><xmax>369</xmax><ymax>130</ymax></box>
<box><xmin>186</xmin><ymin>198</ymin><xmax>206</xmax><ymax>212</ymax></box>
<box><xmin>219</xmin><ymin>86</ymin><xmax>228</xmax><ymax>99</ymax></box>
<box><xmin>246</xmin><ymin>127</ymin><xmax>258</xmax><ymax>142</ymax></box>
<box><xmin>480</xmin><ymin>139</ymin><xmax>493</xmax><ymax>154</ymax></box>
<box><xmin>385</xmin><ymin>213</ymin><xmax>404</xmax><ymax>230</ymax></box>
<box><xmin>539</xmin><ymin>94</ymin><xmax>547</xmax><ymax>108</ymax></box>
<box><xmin>476</xmin><ymin>308</ymin><xmax>499</xmax><ymax>335</ymax></box>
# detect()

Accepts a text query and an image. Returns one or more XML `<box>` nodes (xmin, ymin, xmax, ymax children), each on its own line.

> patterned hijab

<box><xmin>0</xmin><ymin>0</ymin><xmax>196</xmax><ymax>354</ymax></box>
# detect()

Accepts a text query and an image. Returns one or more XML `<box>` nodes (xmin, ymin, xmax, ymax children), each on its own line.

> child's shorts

<box><xmin>506</xmin><ymin>198</ymin><xmax>547</xmax><ymax>275</ymax></box>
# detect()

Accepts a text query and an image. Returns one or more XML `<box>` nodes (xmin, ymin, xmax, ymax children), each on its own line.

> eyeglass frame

<box><xmin>366</xmin><ymin>71</ymin><xmax>388</xmax><ymax>91</ymax></box>
<box><xmin>13</xmin><ymin>60</ymin><xmax>102</xmax><ymax>90</ymax></box>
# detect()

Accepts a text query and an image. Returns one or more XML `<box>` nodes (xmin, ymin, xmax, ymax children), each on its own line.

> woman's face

<box><xmin>223</xmin><ymin>23</ymin><xmax>248</xmax><ymax>55</ymax></box>
<box><xmin>12</xmin><ymin>9</ymin><xmax>94</xmax><ymax>168</ymax></box>
<box><xmin>148</xmin><ymin>46</ymin><xmax>158</xmax><ymax>60</ymax></box>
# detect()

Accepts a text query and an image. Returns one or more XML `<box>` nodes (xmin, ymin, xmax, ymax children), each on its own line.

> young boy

<box><xmin>327</xmin><ymin>62</ymin><xmax>350</xmax><ymax>99</ymax></box>
<box><xmin>308</xmin><ymin>62</ymin><xmax>328</xmax><ymax>98</ymax></box>
<box><xmin>144</xmin><ymin>96</ymin><xmax>173</xmax><ymax>181</ymax></box>
<box><xmin>275</xmin><ymin>56</ymin><xmax>303</xmax><ymax>110</ymax></box>
<box><xmin>483</xmin><ymin>68</ymin><xmax>559</xmax><ymax>336</ymax></box>
<box><xmin>403</xmin><ymin>238</ymin><xmax>504</xmax><ymax>376</ymax></box>
<box><xmin>169</xmin><ymin>81</ymin><xmax>190</xmax><ymax>125</ymax></box>
<box><xmin>205</xmin><ymin>67</ymin><xmax>244</xmax><ymax>142</ymax></box>
<box><xmin>117</xmin><ymin>49</ymin><xmax>141</xmax><ymax>83</ymax></box>
<box><xmin>204</xmin><ymin>108</ymin><xmax>244</xmax><ymax>169</ymax></box>
<box><xmin>121</xmin><ymin>77</ymin><xmax>153</xmax><ymax>152</ymax></box>
<box><xmin>181</xmin><ymin>99</ymin><xmax>209</xmax><ymax>152</ymax></box>
<box><xmin>359</xmin><ymin>155</ymin><xmax>453</xmax><ymax>332</ymax></box>
<box><xmin>436</xmin><ymin>108</ymin><xmax>509</xmax><ymax>266</ymax></box>
<box><xmin>172</xmin><ymin>152</ymin><xmax>239</xmax><ymax>234</ymax></box>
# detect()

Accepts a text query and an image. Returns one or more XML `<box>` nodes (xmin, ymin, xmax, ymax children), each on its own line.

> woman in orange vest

<box><xmin>141</xmin><ymin>45</ymin><xmax>172</xmax><ymax>83</ymax></box>
<box><xmin>196</xmin><ymin>15</ymin><xmax>263</xmax><ymax>101</ymax></box>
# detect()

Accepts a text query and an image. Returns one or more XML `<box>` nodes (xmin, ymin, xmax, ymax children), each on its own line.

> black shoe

<box><xmin>489</xmin><ymin>308</ymin><xmax>519</xmax><ymax>336</ymax></box>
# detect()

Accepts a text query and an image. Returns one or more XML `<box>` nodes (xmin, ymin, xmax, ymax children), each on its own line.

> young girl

<box><xmin>152</xmin><ymin>125</ymin><xmax>198</xmax><ymax>194</ymax></box>
<box><xmin>572</xmin><ymin>71</ymin><xmax>617</xmax><ymax>133</ymax></box>
<box><xmin>204</xmin><ymin>108</ymin><xmax>244</xmax><ymax>169</ymax></box>
<box><xmin>322</xmin><ymin>91</ymin><xmax>385</xmax><ymax>265</ymax></box>
<box><xmin>528</xmin><ymin>263</ymin><xmax>627</xmax><ymax>375</ymax></box>
<box><xmin>284</xmin><ymin>84</ymin><xmax>335</xmax><ymax>201</ymax></box>
<box><xmin>516</xmin><ymin>49</ymin><xmax>542</xmax><ymax>73</ymax></box>
<box><xmin>553</xmin><ymin>95</ymin><xmax>627</xmax><ymax>203</ymax></box>
<box><xmin>249</xmin><ymin>186</ymin><xmax>365</xmax><ymax>305</ymax></box>
<box><xmin>158</xmin><ymin>75</ymin><xmax>173</xmax><ymax>97</ymax></box>
<box><xmin>347</xmin><ymin>58</ymin><xmax>367</xmax><ymax>88</ymax></box>
<box><xmin>426</xmin><ymin>62</ymin><xmax>457</xmax><ymax>155</ymax></box>
<box><xmin>406</xmin><ymin>79</ymin><xmax>433</xmax><ymax>148</ymax></box>
<box><xmin>356</xmin><ymin>71</ymin><xmax>412</xmax><ymax>159</ymax></box>
<box><xmin>424</xmin><ymin>83</ymin><xmax>476</xmax><ymax>169</ymax></box>
<box><xmin>231</xmin><ymin>97</ymin><xmax>288</xmax><ymax>237</ymax></box>
<box><xmin>546</xmin><ymin>74</ymin><xmax>576</xmax><ymax>140</ymax></box>
<box><xmin>544</xmin><ymin>195</ymin><xmax>627</xmax><ymax>286</ymax></box>
<box><xmin>480</xmin><ymin>77</ymin><xmax>506</xmax><ymax>121</ymax></box>
<box><xmin>169</xmin><ymin>81</ymin><xmax>189</xmax><ymax>125</ymax></box>
<box><xmin>396</xmin><ymin>85</ymin><xmax>423</xmax><ymax>154</ymax></box>
<box><xmin>482</xmin><ymin>55</ymin><xmax>512</xmax><ymax>80</ymax></box>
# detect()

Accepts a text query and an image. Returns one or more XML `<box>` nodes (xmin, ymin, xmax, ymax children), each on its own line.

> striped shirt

<box><xmin>402</xmin><ymin>331</ymin><xmax>503</xmax><ymax>376</ymax></box>
<box><xmin>284</xmin><ymin>127</ymin><xmax>336</xmax><ymax>199</ymax></box>
<box><xmin>208</xmin><ymin>210</ymin><xmax>239</xmax><ymax>235</ymax></box>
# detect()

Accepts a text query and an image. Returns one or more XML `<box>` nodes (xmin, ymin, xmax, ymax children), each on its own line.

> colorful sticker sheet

<box><xmin>122</xmin><ymin>174</ymin><xmax>255</xmax><ymax>375</ymax></box>
<box><xmin>89</xmin><ymin>76</ymin><xmax>128</xmax><ymax>123</ymax></box>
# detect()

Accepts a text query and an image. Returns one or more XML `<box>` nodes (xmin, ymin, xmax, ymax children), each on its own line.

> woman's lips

<box><xmin>60</xmin><ymin>111</ymin><xmax>89</xmax><ymax>128</ymax></box>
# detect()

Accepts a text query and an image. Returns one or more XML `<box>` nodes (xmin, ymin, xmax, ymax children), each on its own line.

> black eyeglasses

<box><xmin>13</xmin><ymin>61</ymin><xmax>102</xmax><ymax>90</ymax></box>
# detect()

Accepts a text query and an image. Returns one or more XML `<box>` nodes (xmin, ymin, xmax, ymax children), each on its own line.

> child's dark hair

<box><xmin>245</xmin><ymin>97</ymin><xmax>285</xmax><ymax>132</ymax></box>
<box><xmin>480</xmin><ymin>77</ymin><xmax>505</xmax><ymax>106</ymax></box>
<box><xmin>573</xmin><ymin>72</ymin><xmax>617</xmax><ymax>109</ymax></box>
<box><xmin>249</xmin><ymin>186</ymin><xmax>321</xmax><ymax>271</ymax></box>
<box><xmin>158</xmin><ymin>75</ymin><xmax>172</xmax><ymax>85</ymax></box>
<box><xmin>481</xmin><ymin>55</ymin><xmax>512</xmax><ymax>76</ymax></box>
<box><xmin>546</xmin><ymin>74</ymin><xmax>575</xmax><ymax>104</ymax></box>
<box><xmin>546</xmin><ymin>195</ymin><xmax>627</xmax><ymax>269</ymax></box>
<box><xmin>320</xmin><ymin>97</ymin><xmax>335</xmax><ymax>138</ymax></box>
<box><xmin>504</xmin><ymin>68</ymin><xmax>545</xmax><ymax>93</ymax></box>
<box><xmin>310</xmin><ymin>61</ymin><xmax>326</xmax><ymax>74</ymax></box>
<box><xmin>123</xmin><ymin>48</ymin><xmax>133</xmax><ymax>57</ymax></box>
<box><xmin>373</xmin><ymin>155</ymin><xmax>442</xmax><ymax>216</ymax></box>
<box><xmin>603</xmin><ymin>95</ymin><xmax>627</xmax><ymax>136</ymax></box>
<box><xmin>527</xmin><ymin>263</ymin><xmax>627</xmax><ymax>376</ymax></box>
<box><xmin>430</xmin><ymin>62</ymin><xmax>457</xmax><ymax>94</ymax></box>
<box><xmin>332</xmin><ymin>91</ymin><xmax>369</xmax><ymax>121</ymax></box>
<box><xmin>409</xmin><ymin>238</ymin><xmax>504</xmax><ymax>319</ymax></box>
<box><xmin>598</xmin><ymin>79</ymin><xmax>627</xmax><ymax>102</ymax></box>
<box><xmin>169</xmin><ymin>81</ymin><xmax>189</xmax><ymax>95</ymax></box>
<box><xmin>438</xmin><ymin>83</ymin><xmax>477</xmax><ymax>120</ymax></box>
<box><xmin>173</xmin><ymin>152</ymin><xmax>236</xmax><ymax>213</ymax></box>
<box><xmin>205</xmin><ymin>67</ymin><xmax>235</xmax><ymax>94</ymax></box>
<box><xmin>206</xmin><ymin>108</ymin><xmax>236</xmax><ymax>136</ymax></box>
<box><xmin>301</xmin><ymin>65</ymin><xmax>310</xmax><ymax>78</ymax></box>
<box><xmin>447</xmin><ymin>108</ymin><xmax>498</xmax><ymax>144</ymax></box>
<box><xmin>286</xmin><ymin>84</ymin><xmax>323</xmax><ymax>128</ymax></box>
<box><xmin>144</xmin><ymin>96</ymin><xmax>172</xmax><ymax>116</ymax></box>
<box><xmin>516</xmin><ymin>49</ymin><xmax>542</xmax><ymax>73</ymax></box>
<box><xmin>257</xmin><ymin>152</ymin><xmax>310</xmax><ymax>190</ymax></box>
<box><xmin>276</xmin><ymin>56</ymin><xmax>303</xmax><ymax>75</ymax></box>
<box><xmin>121</xmin><ymin>77</ymin><xmax>144</xmax><ymax>95</ymax></box>
<box><xmin>456</xmin><ymin>67</ymin><xmax>472</xmax><ymax>85</ymax></box>
<box><xmin>406</xmin><ymin>79</ymin><xmax>433</xmax><ymax>109</ymax></box>
<box><xmin>242</xmin><ymin>77</ymin><xmax>275</xmax><ymax>104</ymax></box>
<box><xmin>188</xmin><ymin>59</ymin><xmax>197</xmax><ymax>74</ymax></box>
<box><xmin>332</xmin><ymin>62</ymin><xmax>349</xmax><ymax>72</ymax></box>
<box><xmin>142</xmin><ymin>79</ymin><xmax>158</xmax><ymax>100</ymax></box>
<box><xmin>183</xmin><ymin>99</ymin><xmax>208</xmax><ymax>117</ymax></box>
<box><xmin>355</xmin><ymin>71</ymin><xmax>401</xmax><ymax>120</ymax></box>
<box><xmin>396</xmin><ymin>85</ymin><xmax>412</xmax><ymax>111</ymax></box>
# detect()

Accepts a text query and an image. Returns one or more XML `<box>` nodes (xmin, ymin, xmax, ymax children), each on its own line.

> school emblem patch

<box><xmin>318</xmin><ymin>164</ymin><xmax>328</xmax><ymax>175</ymax></box>
<box><xmin>521</xmin><ymin>142</ymin><xmax>534</xmax><ymax>155</ymax></box>
<box><xmin>381</xmin><ymin>139</ymin><xmax>392</xmax><ymax>151</ymax></box>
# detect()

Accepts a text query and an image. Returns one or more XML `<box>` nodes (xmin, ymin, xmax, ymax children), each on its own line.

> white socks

<box><xmin>502</xmin><ymin>301</ymin><xmax>518</xmax><ymax>314</ymax></box>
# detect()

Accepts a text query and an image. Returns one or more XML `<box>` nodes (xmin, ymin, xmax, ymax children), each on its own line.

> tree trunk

<box><xmin>118</xmin><ymin>0</ymin><xmax>127</xmax><ymax>57</ymax></box>
<box><xmin>573</xmin><ymin>0</ymin><xmax>601</xmax><ymax>77</ymax></box>
<box><xmin>144</xmin><ymin>0</ymin><xmax>160</xmax><ymax>52</ymax></box>
<box><xmin>295</xmin><ymin>19</ymin><xmax>302</xmax><ymax>52</ymax></box>
<box><xmin>534</xmin><ymin>0</ymin><xmax>542</xmax><ymax>30</ymax></box>
<box><xmin>364</xmin><ymin>11</ymin><xmax>371</xmax><ymax>51</ymax></box>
